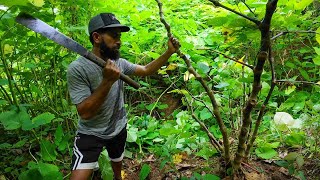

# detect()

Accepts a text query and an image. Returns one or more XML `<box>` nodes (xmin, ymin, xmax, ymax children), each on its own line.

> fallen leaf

<box><xmin>173</xmin><ymin>154</ymin><xmax>183</xmax><ymax>164</ymax></box>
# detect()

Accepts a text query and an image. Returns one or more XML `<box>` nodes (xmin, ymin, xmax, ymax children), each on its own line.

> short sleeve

<box><xmin>119</xmin><ymin>58</ymin><xmax>137</xmax><ymax>75</ymax></box>
<box><xmin>67</xmin><ymin>62</ymin><xmax>91</xmax><ymax>105</ymax></box>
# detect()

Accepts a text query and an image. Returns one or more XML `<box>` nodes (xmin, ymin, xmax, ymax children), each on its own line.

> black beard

<box><xmin>100</xmin><ymin>41</ymin><xmax>120</xmax><ymax>60</ymax></box>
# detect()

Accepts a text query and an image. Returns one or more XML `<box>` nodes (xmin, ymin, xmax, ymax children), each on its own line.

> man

<box><xmin>67</xmin><ymin>13</ymin><xmax>179</xmax><ymax>180</ymax></box>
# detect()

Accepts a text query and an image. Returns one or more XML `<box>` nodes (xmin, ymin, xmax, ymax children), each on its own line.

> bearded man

<box><xmin>67</xmin><ymin>13</ymin><xmax>179</xmax><ymax>180</ymax></box>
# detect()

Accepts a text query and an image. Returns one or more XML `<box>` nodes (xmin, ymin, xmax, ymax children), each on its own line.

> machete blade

<box><xmin>15</xmin><ymin>12</ymin><xmax>88</xmax><ymax>57</ymax></box>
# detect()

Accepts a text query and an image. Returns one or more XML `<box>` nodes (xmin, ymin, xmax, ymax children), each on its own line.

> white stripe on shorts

<box><xmin>72</xmin><ymin>137</ymin><xmax>83</xmax><ymax>170</ymax></box>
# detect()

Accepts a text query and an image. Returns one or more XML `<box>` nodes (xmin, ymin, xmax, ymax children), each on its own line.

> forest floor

<box><xmin>121</xmin><ymin>153</ymin><xmax>320</xmax><ymax>180</ymax></box>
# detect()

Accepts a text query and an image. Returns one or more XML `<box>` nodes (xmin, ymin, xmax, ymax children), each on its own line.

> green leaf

<box><xmin>197</xmin><ymin>62</ymin><xmax>210</xmax><ymax>74</ymax></box>
<box><xmin>0</xmin><ymin>79</ymin><xmax>9</xmax><ymax>85</ymax></box>
<box><xmin>298</xmin><ymin>69</ymin><xmax>310</xmax><ymax>80</ymax></box>
<box><xmin>127</xmin><ymin>127</ymin><xmax>138</xmax><ymax>142</ymax></box>
<box><xmin>57</xmin><ymin>136</ymin><xmax>69</xmax><ymax>152</ymax></box>
<box><xmin>159</xmin><ymin>127</ymin><xmax>180</xmax><ymax>136</ymax></box>
<box><xmin>316</xmin><ymin>28</ymin><xmax>320</xmax><ymax>44</ymax></box>
<box><xmin>285</xmin><ymin>132</ymin><xmax>305</xmax><ymax>147</ymax></box>
<box><xmin>99</xmin><ymin>150</ymin><xmax>114</xmax><ymax>180</ymax></box>
<box><xmin>0</xmin><ymin>110</ymin><xmax>30</xmax><ymax>130</ymax></box>
<box><xmin>0</xmin><ymin>143</ymin><xmax>12</xmax><ymax>149</ymax></box>
<box><xmin>139</xmin><ymin>164</ymin><xmax>151</xmax><ymax>180</ymax></box>
<box><xmin>0</xmin><ymin>0</ymin><xmax>29</xmax><ymax>7</ymax></box>
<box><xmin>19</xmin><ymin>162</ymin><xmax>62</xmax><ymax>180</ymax></box>
<box><xmin>40</xmin><ymin>140</ymin><xmax>57</xmax><ymax>161</ymax></box>
<box><xmin>285</xmin><ymin>86</ymin><xmax>296</xmax><ymax>95</ymax></box>
<box><xmin>28</xmin><ymin>0</ymin><xmax>45</xmax><ymax>7</ymax></box>
<box><xmin>54</xmin><ymin>125</ymin><xmax>63</xmax><ymax>145</ymax></box>
<box><xmin>214</xmin><ymin>82</ymin><xmax>229</xmax><ymax>89</ymax></box>
<box><xmin>274</xmin><ymin>160</ymin><xmax>289</xmax><ymax>168</ymax></box>
<box><xmin>199</xmin><ymin>108</ymin><xmax>212</xmax><ymax>120</ymax></box>
<box><xmin>284</xmin><ymin>152</ymin><xmax>299</xmax><ymax>161</ymax></box>
<box><xmin>296</xmin><ymin>156</ymin><xmax>304</xmax><ymax>168</ymax></box>
<box><xmin>203</xmin><ymin>174</ymin><xmax>220</xmax><ymax>180</ymax></box>
<box><xmin>32</xmin><ymin>112</ymin><xmax>55</xmax><ymax>127</ymax></box>
<box><xmin>12</xmin><ymin>139</ymin><xmax>27</xmax><ymax>148</ymax></box>
<box><xmin>255</xmin><ymin>147</ymin><xmax>278</xmax><ymax>159</ymax></box>
<box><xmin>298</xmin><ymin>171</ymin><xmax>306</xmax><ymax>180</ymax></box>
<box><xmin>313</xmin><ymin>55</ymin><xmax>320</xmax><ymax>66</ymax></box>
<box><xmin>195</xmin><ymin>147</ymin><xmax>217</xmax><ymax>160</ymax></box>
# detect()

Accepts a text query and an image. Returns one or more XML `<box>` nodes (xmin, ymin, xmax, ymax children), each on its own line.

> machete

<box><xmin>15</xmin><ymin>12</ymin><xmax>140</xmax><ymax>89</ymax></box>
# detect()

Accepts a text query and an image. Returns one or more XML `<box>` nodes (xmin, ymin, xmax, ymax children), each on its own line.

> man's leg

<box><xmin>105</xmin><ymin>127</ymin><xmax>127</xmax><ymax>180</ymax></box>
<box><xmin>70</xmin><ymin>169</ymin><xmax>93</xmax><ymax>180</ymax></box>
<box><xmin>111</xmin><ymin>161</ymin><xmax>122</xmax><ymax>180</ymax></box>
<box><xmin>70</xmin><ymin>133</ymin><xmax>104</xmax><ymax>180</ymax></box>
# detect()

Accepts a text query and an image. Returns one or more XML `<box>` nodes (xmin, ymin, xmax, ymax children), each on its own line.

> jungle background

<box><xmin>0</xmin><ymin>0</ymin><xmax>319</xmax><ymax>179</ymax></box>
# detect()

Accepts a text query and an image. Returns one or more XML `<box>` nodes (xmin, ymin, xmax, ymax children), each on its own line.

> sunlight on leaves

<box><xmin>255</xmin><ymin>147</ymin><xmax>278</xmax><ymax>159</ymax></box>
<box><xmin>285</xmin><ymin>85</ymin><xmax>296</xmax><ymax>95</ymax></box>
<box><xmin>316</xmin><ymin>27</ymin><xmax>320</xmax><ymax>44</ymax></box>
<box><xmin>235</xmin><ymin>55</ymin><xmax>245</xmax><ymax>68</ymax></box>
<box><xmin>28</xmin><ymin>0</ymin><xmax>44</xmax><ymax>7</ymax></box>
<box><xmin>3</xmin><ymin>44</ymin><xmax>13</xmax><ymax>55</ymax></box>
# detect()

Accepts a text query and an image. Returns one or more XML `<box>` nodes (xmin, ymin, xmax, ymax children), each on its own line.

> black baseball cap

<box><xmin>88</xmin><ymin>13</ymin><xmax>130</xmax><ymax>34</ymax></box>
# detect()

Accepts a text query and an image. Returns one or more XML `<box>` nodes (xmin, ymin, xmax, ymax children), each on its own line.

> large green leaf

<box><xmin>32</xmin><ymin>112</ymin><xmax>55</xmax><ymax>127</ymax></box>
<box><xmin>316</xmin><ymin>28</ymin><xmax>320</xmax><ymax>44</ymax></box>
<box><xmin>0</xmin><ymin>0</ymin><xmax>29</xmax><ymax>6</ymax></box>
<box><xmin>54</xmin><ymin>125</ymin><xmax>63</xmax><ymax>145</ymax></box>
<box><xmin>99</xmin><ymin>150</ymin><xmax>113</xmax><ymax>180</ymax></box>
<box><xmin>19</xmin><ymin>162</ymin><xmax>62</xmax><ymax>180</ymax></box>
<box><xmin>139</xmin><ymin>164</ymin><xmax>151</xmax><ymax>180</ymax></box>
<box><xmin>0</xmin><ymin>110</ymin><xmax>30</xmax><ymax>130</ymax></box>
<box><xmin>255</xmin><ymin>147</ymin><xmax>278</xmax><ymax>159</ymax></box>
<box><xmin>40</xmin><ymin>140</ymin><xmax>57</xmax><ymax>161</ymax></box>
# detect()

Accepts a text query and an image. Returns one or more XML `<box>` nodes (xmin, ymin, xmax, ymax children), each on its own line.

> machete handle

<box><xmin>85</xmin><ymin>52</ymin><xmax>140</xmax><ymax>89</ymax></box>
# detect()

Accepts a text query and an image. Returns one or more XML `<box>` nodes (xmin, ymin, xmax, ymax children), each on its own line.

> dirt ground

<box><xmin>121</xmin><ymin>154</ymin><xmax>320</xmax><ymax>180</ymax></box>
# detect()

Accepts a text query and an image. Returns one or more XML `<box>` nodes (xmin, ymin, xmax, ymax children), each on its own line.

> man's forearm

<box><xmin>143</xmin><ymin>50</ymin><xmax>173</xmax><ymax>75</ymax></box>
<box><xmin>76</xmin><ymin>80</ymin><xmax>114</xmax><ymax>120</ymax></box>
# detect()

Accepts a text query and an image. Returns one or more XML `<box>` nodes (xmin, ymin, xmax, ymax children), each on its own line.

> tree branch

<box><xmin>245</xmin><ymin>45</ymin><xmax>276</xmax><ymax>159</ymax></box>
<box><xmin>241</xmin><ymin>0</ymin><xmax>257</xmax><ymax>17</ymax></box>
<box><xmin>276</xmin><ymin>80</ymin><xmax>320</xmax><ymax>86</ymax></box>
<box><xmin>155</xmin><ymin>0</ymin><xmax>231</xmax><ymax>164</ymax></box>
<box><xmin>197</xmin><ymin>48</ymin><xmax>254</xmax><ymax>70</ymax></box>
<box><xmin>187</xmin><ymin>102</ymin><xmax>224</xmax><ymax>152</ymax></box>
<box><xmin>233</xmin><ymin>0</ymin><xmax>278</xmax><ymax>173</ymax></box>
<box><xmin>271</xmin><ymin>30</ymin><xmax>318</xmax><ymax>40</ymax></box>
<box><xmin>208</xmin><ymin>0</ymin><xmax>261</xmax><ymax>25</ymax></box>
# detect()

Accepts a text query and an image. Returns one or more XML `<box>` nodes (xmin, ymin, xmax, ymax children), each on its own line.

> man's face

<box><xmin>98</xmin><ymin>28</ymin><xmax>122</xmax><ymax>60</ymax></box>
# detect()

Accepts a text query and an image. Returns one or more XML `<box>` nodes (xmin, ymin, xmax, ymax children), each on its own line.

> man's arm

<box><xmin>133</xmin><ymin>37</ymin><xmax>180</xmax><ymax>76</ymax></box>
<box><xmin>76</xmin><ymin>60</ymin><xmax>120</xmax><ymax>120</ymax></box>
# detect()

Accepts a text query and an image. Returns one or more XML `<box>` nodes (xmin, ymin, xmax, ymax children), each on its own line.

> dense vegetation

<box><xmin>0</xmin><ymin>0</ymin><xmax>319</xmax><ymax>179</ymax></box>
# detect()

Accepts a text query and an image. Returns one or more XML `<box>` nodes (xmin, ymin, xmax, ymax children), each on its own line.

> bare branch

<box><xmin>271</xmin><ymin>30</ymin><xmax>318</xmax><ymax>40</ymax></box>
<box><xmin>197</xmin><ymin>48</ymin><xmax>254</xmax><ymax>70</ymax></box>
<box><xmin>276</xmin><ymin>80</ymin><xmax>320</xmax><ymax>86</ymax></box>
<box><xmin>240</xmin><ymin>0</ymin><xmax>257</xmax><ymax>17</ymax></box>
<box><xmin>245</xmin><ymin>46</ymin><xmax>276</xmax><ymax>159</ymax></box>
<box><xmin>208</xmin><ymin>0</ymin><xmax>261</xmax><ymax>25</ymax></box>
<box><xmin>155</xmin><ymin>0</ymin><xmax>231</xmax><ymax>164</ymax></box>
<box><xmin>188</xmin><ymin>103</ymin><xmax>224</xmax><ymax>152</ymax></box>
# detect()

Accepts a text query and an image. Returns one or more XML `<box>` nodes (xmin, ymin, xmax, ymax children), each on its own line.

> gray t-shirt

<box><xmin>67</xmin><ymin>56</ymin><xmax>136</xmax><ymax>139</ymax></box>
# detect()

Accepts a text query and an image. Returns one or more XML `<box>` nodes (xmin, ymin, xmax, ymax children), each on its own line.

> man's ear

<box><xmin>92</xmin><ymin>32</ymin><xmax>102</xmax><ymax>44</ymax></box>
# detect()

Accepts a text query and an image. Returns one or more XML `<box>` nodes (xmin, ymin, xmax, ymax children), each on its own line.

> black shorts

<box><xmin>71</xmin><ymin>127</ymin><xmax>127</xmax><ymax>170</ymax></box>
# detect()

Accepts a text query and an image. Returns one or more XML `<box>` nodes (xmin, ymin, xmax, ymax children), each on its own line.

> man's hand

<box><xmin>167</xmin><ymin>36</ymin><xmax>180</xmax><ymax>54</ymax></box>
<box><xmin>103</xmin><ymin>60</ymin><xmax>120</xmax><ymax>82</ymax></box>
